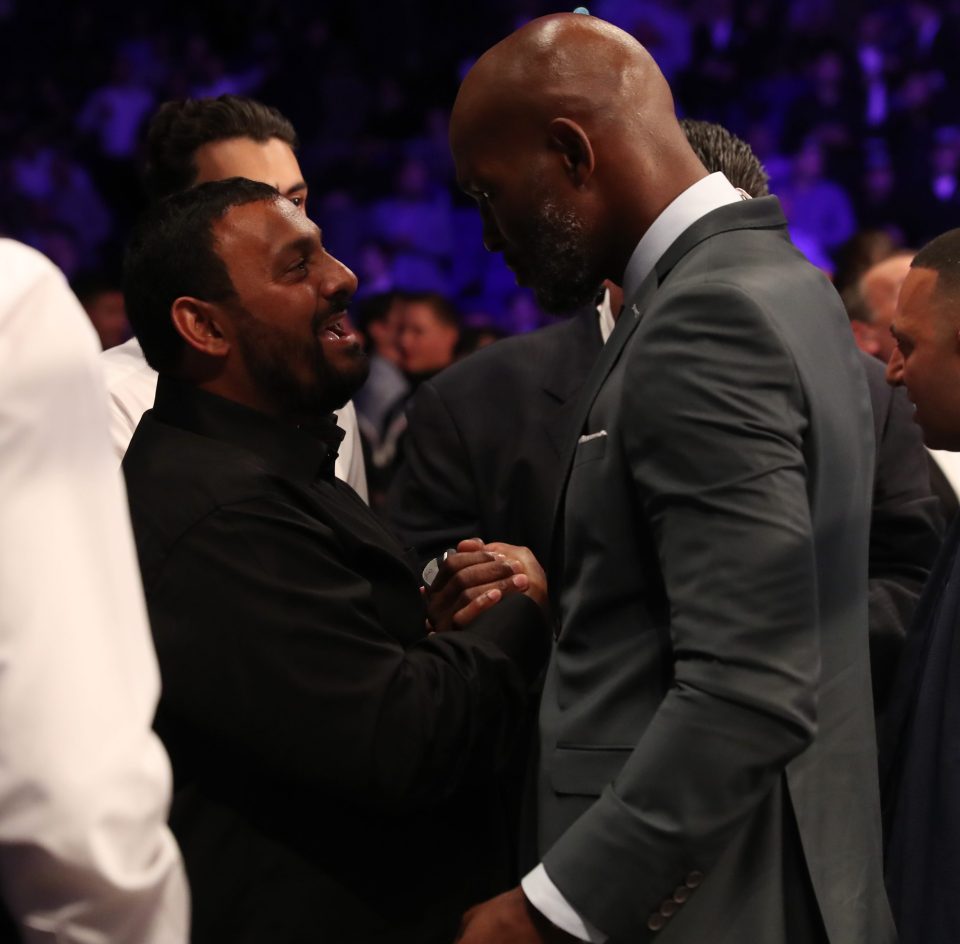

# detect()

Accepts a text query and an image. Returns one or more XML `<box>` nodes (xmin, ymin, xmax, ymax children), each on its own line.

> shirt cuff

<box><xmin>521</xmin><ymin>863</ymin><xmax>607</xmax><ymax>943</ymax></box>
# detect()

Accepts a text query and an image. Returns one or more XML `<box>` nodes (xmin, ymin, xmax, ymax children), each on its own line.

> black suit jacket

<box><xmin>388</xmin><ymin>309</ymin><xmax>603</xmax><ymax>568</ymax></box>
<box><xmin>122</xmin><ymin>378</ymin><xmax>547</xmax><ymax>944</ymax></box>
<box><xmin>860</xmin><ymin>353</ymin><xmax>944</xmax><ymax>709</ymax></box>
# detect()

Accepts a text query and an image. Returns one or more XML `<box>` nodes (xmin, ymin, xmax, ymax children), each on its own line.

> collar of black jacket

<box><xmin>151</xmin><ymin>374</ymin><xmax>344</xmax><ymax>482</ymax></box>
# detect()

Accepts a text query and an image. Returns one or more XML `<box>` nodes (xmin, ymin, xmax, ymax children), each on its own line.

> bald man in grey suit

<box><xmin>448</xmin><ymin>15</ymin><xmax>895</xmax><ymax>944</ymax></box>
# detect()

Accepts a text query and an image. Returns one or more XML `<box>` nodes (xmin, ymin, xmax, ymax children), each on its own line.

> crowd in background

<box><xmin>3</xmin><ymin>0</ymin><xmax>960</xmax><ymax>336</ymax></box>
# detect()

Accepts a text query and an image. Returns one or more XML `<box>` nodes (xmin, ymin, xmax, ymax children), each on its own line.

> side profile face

<box><xmin>193</xmin><ymin>136</ymin><xmax>309</xmax><ymax>211</ymax></box>
<box><xmin>887</xmin><ymin>266</ymin><xmax>960</xmax><ymax>450</ymax></box>
<box><xmin>211</xmin><ymin>197</ymin><xmax>366</xmax><ymax>417</ymax></box>
<box><xmin>398</xmin><ymin>300</ymin><xmax>458</xmax><ymax>376</ymax></box>
<box><xmin>449</xmin><ymin>121</ymin><xmax>601</xmax><ymax>314</ymax></box>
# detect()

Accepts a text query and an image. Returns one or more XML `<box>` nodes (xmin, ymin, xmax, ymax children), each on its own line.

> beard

<box><xmin>521</xmin><ymin>198</ymin><xmax>602</xmax><ymax>314</ymax></box>
<box><xmin>232</xmin><ymin>306</ymin><xmax>369</xmax><ymax>419</ymax></box>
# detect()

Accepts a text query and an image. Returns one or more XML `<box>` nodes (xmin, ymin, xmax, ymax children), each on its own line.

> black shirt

<box><xmin>123</xmin><ymin>376</ymin><xmax>546</xmax><ymax>944</ymax></box>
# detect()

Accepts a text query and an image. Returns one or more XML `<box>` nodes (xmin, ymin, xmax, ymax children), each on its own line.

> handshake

<box><xmin>422</xmin><ymin>538</ymin><xmax>548</xmax><ymax>635</ymax></box>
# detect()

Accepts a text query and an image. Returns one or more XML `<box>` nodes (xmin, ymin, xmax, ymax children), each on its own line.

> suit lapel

<box><xmin>539</xmin><ymin>310</ymin><xmax>605</xmax><ymax>458</ymax></box>
<box><xmin>545</xmin><ymin>196</ymin><xmax>790</xmax><ymax>601</ymax></box>
<box><xmin>547</xmin><ymin>269</ymin><xmax>660</xmax><ymax>598</ymax></box>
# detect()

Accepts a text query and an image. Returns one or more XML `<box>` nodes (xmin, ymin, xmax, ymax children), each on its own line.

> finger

<box><xmin>429</xmin><ymin>551</ymin><xmax>512</xmax><ymax>597</ymax></box>
<box><xmin>430</xmin><ymin>559</ymin><xmax>522</xmax><ymax>616</ymax></box>
<box><xmin>452</xmin><ymin>574</ymin><xmax>530</xmax><ymax>628</ymax></box>
<box><xmin>457</xmin><ymin>537</ymin><xmax>486</xmax><ymax>553</ymax></box>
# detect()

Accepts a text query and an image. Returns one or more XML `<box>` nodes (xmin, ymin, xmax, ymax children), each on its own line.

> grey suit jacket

<box><xmin>539</xmin><ymin>197</ymin><xmax>896</xmax><ymax>944</ymax></box>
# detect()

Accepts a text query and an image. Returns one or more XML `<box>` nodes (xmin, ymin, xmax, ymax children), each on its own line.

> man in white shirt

<box><xmin>0</xmin><ymin>238</ymin><xmax>188</xmax><ymax>943</ymax></box>
<box><xmin>103</xmin><ymin>95</ymin><xmax>367</xmax><ymax>501</ymax></box>
<box><xmin>449</xmin><ymin>14</ymin><xmax>893</xmax><ymax>944</ymax></box>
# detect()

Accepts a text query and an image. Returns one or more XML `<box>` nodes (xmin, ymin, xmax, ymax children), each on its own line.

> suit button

<box><xmin>673</xmin><ymin>885</ymin><xmax>691</xmax><ymax>903</ymax></box>
<box><xmin>685</xmin><ymin>870</ymin><xmax>704</xmax><ymax>888</ymax></box>
<box><xmin>660</xmin><ymin>900</ymin><xmax>678</xmax><ymax>917</ymax></box>
<box><xmin>647</xmin><ymin>912</ymin><xmax>666</xmax><ymax>931</ymax></box>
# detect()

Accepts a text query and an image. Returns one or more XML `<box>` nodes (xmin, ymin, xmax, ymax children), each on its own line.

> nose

<box><xmin>318</xmin><ymin>251</ymin><xmax>358</xmax><ymax>305</ymax></box>
<box><xmin>886</xmin><ymin>346</ymin><xmax>904</xmax><ymax>387</ymax></box>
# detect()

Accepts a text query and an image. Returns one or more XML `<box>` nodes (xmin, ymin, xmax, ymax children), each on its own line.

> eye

<box><xmin>289</xmin><ymin>196</ymin><xmax>304</xmax><ymax>208</ymax></box>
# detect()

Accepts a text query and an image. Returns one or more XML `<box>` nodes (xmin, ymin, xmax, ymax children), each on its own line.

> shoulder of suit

<box><xmin>427</xmin><ymin>311</ymin><xmax>597</xmax><ymax>394</ymax></box>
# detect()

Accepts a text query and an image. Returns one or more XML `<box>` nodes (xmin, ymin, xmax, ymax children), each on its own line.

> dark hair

<box><xmin>680</xmin><ymin>118</ymin><xmax>770</xmax><ymax>198</ymax></box>
<box><xmin>401</xmin><ymin>291</ymin><xmax>461</xmax><ymax>330</ymax></box>
<box><xmin>123</xmin><ymin>177</ymin><xmax>280</xmax><ymax>373</ymax></box>
<box><xmin>143</xmin><ymin>95</ymin><xmax>298</xmax><ymax>201</ymax></box>
<box><xmin>912</xmin><ymin>228</ymin><xmax>960</xmax><ymax>299</ymax></box>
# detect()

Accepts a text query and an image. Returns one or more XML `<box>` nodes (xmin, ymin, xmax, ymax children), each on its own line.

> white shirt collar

<box><xmin>621</xmin><ymin>172</ymin><xmax>742</xmax><ymax>303</ymax></box>
<box><xmin>597</xmin><ymin>287</ymin><xmax>616</xmax><ymax>343</ymax></box>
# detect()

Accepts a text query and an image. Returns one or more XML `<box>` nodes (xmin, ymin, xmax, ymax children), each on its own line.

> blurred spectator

<box><xmin>353</xmin><ymin>291</ymin><xmax>410</xmax><ymax>463</ymax></box>
<box><xmin>847</xmin><ymin>252</ymin><xmax>915</xmax><ymax>362</ymax></box>
<box><xmin>778</xmin><ymin>137</ymin><xmax>857</xmax><ymax>259</ymax></box>
<box><xmin>398</xmin><ymin>291</ymin><xmax>461</xmax><ymax>385</ymax></box>
<box><xmin>72</xmin><ymin>270</ymin><xmax>131</xmax><ymax>350</ymax></box>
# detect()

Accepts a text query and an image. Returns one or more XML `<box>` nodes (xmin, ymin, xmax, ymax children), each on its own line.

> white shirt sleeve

<box><xmin>521</xmin><ymin>864</ymin><xmax>607</xmax><ymax>943</ymax></box>
<box><xmin>100</xmin><ymin>337</ymin><xmax>160</xmax><ymax>460</ymax></box>
<box><xmin>0</xmin><ymin>240</ymin><xmax>189</xmax><ymax>943</ymax></box>
<box><xmin>334</xmin><ymin>400</ymin><xmax>369</xmax><ymax>504</ymax></box>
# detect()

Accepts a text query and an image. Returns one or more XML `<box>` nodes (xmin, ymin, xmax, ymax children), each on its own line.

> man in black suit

<box><xmin>390</xmin><ymin>118</ymin><xmax>941</xmax><ymax>714</ymax></box>
<box><xmin>882</xmin><ymin>227</ymin><xmax>960</xmax><ymax>944</ymax></box>
<box><xmin>120</xmin><ymin>177</ymin><xmax>550</xmax><ymax>943</ymax></box>
<box><xmin>449</xmin><ymin>15</ymin><xmax>893</xmax><ymax>943</ymax></box>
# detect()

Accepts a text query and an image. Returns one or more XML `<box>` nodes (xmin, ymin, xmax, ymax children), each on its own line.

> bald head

<box><xmin>449</xmin><ymin>14</ymin><xmax>706</xmax><ymax>311</ymax></box>
<box><xmin>455</xmin><ymin>15</ymin><xmax>675</xmax><ymax>142</ymax></box>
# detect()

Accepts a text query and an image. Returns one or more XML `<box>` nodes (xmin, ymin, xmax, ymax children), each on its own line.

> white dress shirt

<box><xmin>521</xmin><ymin>172</ymin><xmax>743</xmax><ymax>942</ymax></box>
<box><xmin>0</xmin><ymin>239</ymin><xmax>189</xmax><ymax>942</ymax></box>
<box><xmin>101</xmin><ymin>337</ymin><xmax>370</xmax><ymax>503</ymax></box>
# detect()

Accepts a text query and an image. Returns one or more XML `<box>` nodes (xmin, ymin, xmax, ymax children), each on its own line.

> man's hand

<box><xmin>425</xmin><ymin>539</ymin><xmax>548</xmax><ymax>632</ymax></box>
<box><xmin>455</xmin><ymin>888</ymin><xmax>577</xmax><ymax>943</ymax></box>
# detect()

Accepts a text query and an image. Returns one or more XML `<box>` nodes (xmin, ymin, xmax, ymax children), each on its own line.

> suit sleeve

<box><xmin>147</xmin><ymin>496</ymin><xmax>547</xmax><ymax>813</ymax></box>
<box><xmin>868</xmin><ymin>381</ymin><xmax>943</xmax><ymax>711</ymax></box>
<box><xmin>542</xmin><ymin>283</ymin><xmax>823</xmax><ymax>938</ymax></box>
<box><xmin>388</xmin><ymin>380</ymin><xmax>485</xmax><ymax>563</ymax></box>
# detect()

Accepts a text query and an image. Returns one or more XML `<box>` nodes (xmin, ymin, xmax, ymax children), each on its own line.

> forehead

<box><xmin>896</xmin><ymin>267</ymin><xmax>940</xmax><ymax>331</ymax></box>
<box><xmin>193</xmin><ymin>137</ymin><xmax>303</xmax><ymax>190</ymax></box>
<box><xmin>213</xmin><ymin>198</ymin><xmax>316</xmax><ymax>267</ymax></box>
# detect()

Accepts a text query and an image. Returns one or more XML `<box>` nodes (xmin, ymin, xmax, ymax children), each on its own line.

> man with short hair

<box><xmin>102</xmin><ymin>95</ymin><xmax>367</xmax><ymax>500</ymax></box>
<box><xmin>121</xmin><ymin>177</ymin><xmax>549</xmax><ymax>943</ymax></box>
<box><xmin>883</xmin><ymin>227</ymin><xmax>960</xmax><ymax>944</ymax></box>
<box><xmin>450</xmin><ymin>15</ymin><xmax>893</xmax><ymax>943</ymax></box>
<box><xmin>397</xmin><ymin>291</ymin><xmax>461</xmax><ymax>381</ymax></box>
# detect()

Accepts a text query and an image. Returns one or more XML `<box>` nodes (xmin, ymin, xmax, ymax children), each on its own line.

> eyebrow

<box><xmin>277</xmin><ymin>233</ymin><xmax>320</xmax><ymax>260</ymax></box>
<box><xmin>281</xmin><ymin>180</ymin><xmax>308</xmax><ymax>197</ymax></box>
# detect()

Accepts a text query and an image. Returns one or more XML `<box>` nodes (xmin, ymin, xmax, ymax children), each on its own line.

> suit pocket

<box><xmin>572</xmin><ymin>433</ymin><xmax>608</xmax><ymax>468</ymax></box>
<box><xmin>550</xmin><ymin>745</ymin><xmax>632</xmax><ymax>796</ymax></box>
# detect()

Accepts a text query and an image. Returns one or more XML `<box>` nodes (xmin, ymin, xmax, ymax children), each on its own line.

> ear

<box><xmin>547</xmin><ymin>118</ymin><xmax>595</xmax><ymax>187</ymax></box>
<box><xmin>850</xmin><ymin>319</ymin><xmax>881</xmax><ymax>357</ymax></box>
<box><xmin>170</xmin><ymin>297</ymin><xmax>232</xmax><ymax>358</ymax></box>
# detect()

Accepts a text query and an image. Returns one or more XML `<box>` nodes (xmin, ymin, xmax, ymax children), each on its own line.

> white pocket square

<box><xmin>578</xmin><ymin>430</ymin><xmax>608</xmax><ymax>444</ymax></box>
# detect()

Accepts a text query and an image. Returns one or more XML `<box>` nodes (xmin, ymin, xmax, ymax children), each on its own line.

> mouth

<box><xmin>317</xmin><ymin>310</ymin><xmax>354</xmax><ymax>342</ymax></box>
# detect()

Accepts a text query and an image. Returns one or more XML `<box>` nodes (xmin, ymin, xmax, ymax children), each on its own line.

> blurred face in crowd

<box><xmin>193</xmin><ymin>136</ymin><xmax>309</xmax><ymax>212</ymax></box>
<box><xmin>367</xmin><ymin>298</ymin><xmax>404</xmax><ymax>366</ymax></box>
<box><xmin>857</xmin><ymin>253</ymin><xmax>913</xmax><ymax>363</ymax></box>
<box><xmin>398</xmin><ymin>300</ymin><xmax>458</xmax><ymax>376</ymax></box>
<box><xmin>83</xmin><ymin>289</ymin><xmax>130</xmax><ymax>349</ymax></box>
<box><xmin>887</xmin><ymin>266</ymin><xmax>960</xmax><ymax>450</ymax></box>
<box><xmin>205</xmin><ymin>197</ymin><xmax>366</xmax><ymax>418</ymax></box>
